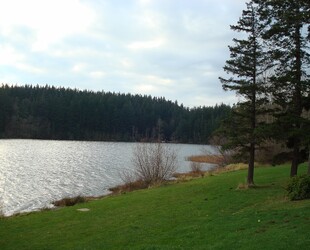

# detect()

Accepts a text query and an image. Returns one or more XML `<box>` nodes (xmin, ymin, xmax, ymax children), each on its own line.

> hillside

<box><xmin>1</xmin><ymin>164</ymin><xmax>309</xmax><ymax>249</ymax></box>
<box><xmin>0</xmin><ymin>84</ymin><xmax>231</xmax><ymax>143</ymax></box>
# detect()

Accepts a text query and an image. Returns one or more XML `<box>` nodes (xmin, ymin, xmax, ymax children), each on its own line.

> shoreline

<box><xmin>1</xmin><ymin>161</ymin><xmax>249</xmax><ymax>218</ymax></box>
<box><xmin>1</xmin><ymin>153</ymin><xmax>224</xmax><ymax>218</ymax></box>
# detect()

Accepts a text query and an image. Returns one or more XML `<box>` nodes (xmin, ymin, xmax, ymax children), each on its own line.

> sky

<box><xmin>0</xmin><ymin>0</ymin><xmax>247</xmax><ymax>108</ymax></box>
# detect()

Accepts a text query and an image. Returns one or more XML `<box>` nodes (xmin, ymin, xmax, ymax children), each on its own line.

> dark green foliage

<box><xmin>219</xmin><ymin>1</ymin><xmax>269</xmax><ymax>185</ymax></box>
<box><xmin>286</xmin><ymin>174</ymin><xmax>310</xmax><ymax>200</ymax></box>
<box><xmin>220</xmin><ymin>0</ymin><xmax>310</xmax><ymax>178</ymax></box>
<box><xmin>0</xmin><ymin>84</ymin><xmax>231</xmax><ymax>143</ymax></box>
<box><xmin>254</xmin><ymin>0</ymin><xmax>310</xmax><ymax>176</ymax></box>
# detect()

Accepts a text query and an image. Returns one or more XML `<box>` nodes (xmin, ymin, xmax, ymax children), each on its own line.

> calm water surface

<box><xmin>0</xmin><ymin>139</ymin><xmax>216</xmax><ymax>216</ymax></box>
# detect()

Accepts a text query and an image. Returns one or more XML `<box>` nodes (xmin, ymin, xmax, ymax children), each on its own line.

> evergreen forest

<box><xmin>0</xmin><ymin>84</ymin><xmax>231</xmax><ymax>143</ymax></box>
<box><xmin>219</xmin><ymin>0</ymin><xmax>310</xmax><ymax>181</ymax></box>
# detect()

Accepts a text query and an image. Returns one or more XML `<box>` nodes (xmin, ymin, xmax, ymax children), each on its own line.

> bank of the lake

<box><xmin>0</xmin><ymin>139</ymin><xmax>217</xmax><ymax>216</ymax></box>
<box><xmin>1</xmin><ymin>163</ymin><xmax>309</xmax><ymax>249</ymax></box>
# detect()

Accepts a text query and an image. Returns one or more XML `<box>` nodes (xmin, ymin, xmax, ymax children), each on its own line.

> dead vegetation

<box><xmin>112</xmin><ymin>142</ymin><xmax>177</xmax><ymax>194</ymax></box>
<box><xmin>109</xmin><ymin>179</ymin><xmax>149</xmax><ymax>194</ymax></box>
<box><xmin>132</xmin><ymin>143</ymin><xmax>177</xmax><ymax>185</ymax></box>
<box><xmin>52</xmin><ymin>196</ymin><xmax>86</xmax><ymax>207</ymax></box>
<box><xmin>188</xmin><ymin>155</ymin><xmax>224</xmax><ymax>165</ymax></box>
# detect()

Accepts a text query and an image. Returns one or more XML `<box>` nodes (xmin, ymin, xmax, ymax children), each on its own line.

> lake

<box><xmin>0</xmin><ymin>139</ymin><xmax>217</xmax><ymax>216</ymax></box>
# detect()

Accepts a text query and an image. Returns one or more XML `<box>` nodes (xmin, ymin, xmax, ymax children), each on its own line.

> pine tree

<box><xmin>219</xmin><ymin>1</ymin><xmax>270</xmax><ymax>185</ymax></box>
<box><xmin>256</xmin><ymin>0</ymin><xmax>310</xmax><ymax>176</ymax></box>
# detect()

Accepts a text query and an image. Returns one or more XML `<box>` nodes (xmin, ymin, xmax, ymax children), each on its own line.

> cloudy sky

<box><xmin>0</xmin><ymin>0</ymin><xmax>247</xmax><ymax>108</ymax></box>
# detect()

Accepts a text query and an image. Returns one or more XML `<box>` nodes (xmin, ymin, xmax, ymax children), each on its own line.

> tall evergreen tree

<box><xmin>219</xmin><ymin>1</ymin><xmax>269</xmax><ymax>185</ymax></box>
<box><xmin>255</xmin><ymin>0</ymin><xmax>310</xmax><ymax>176</ymax></box>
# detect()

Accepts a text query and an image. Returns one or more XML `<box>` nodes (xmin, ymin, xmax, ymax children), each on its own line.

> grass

<box><xmin>0</xmin><ymin>163</ymin><xmax>309</xmax><ymax>249</ymax></box>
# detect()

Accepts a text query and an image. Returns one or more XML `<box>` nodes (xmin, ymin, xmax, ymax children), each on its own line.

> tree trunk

<box><xmin>247</xmin><ymin>25</ymin><xmax>257</xmax><ymax>187</ymax></box>
<box><xmin>290</xmin><ymin>13</ymin><xmax>302</xmax><ymax>177</ymax></box>
<box><xmin>308</xmin><ymin>145</ymin><xmax>310</xmax><ymax>175</ymax></box>
<box><xmin>248</xmin><ymin>142</ymin><xmax>255</xmax><ymax>186</ymax></box>
<box><xmin>290</xmin><ymin>139</ymin><xmax>300</xmax><ymax>177</ymax></box>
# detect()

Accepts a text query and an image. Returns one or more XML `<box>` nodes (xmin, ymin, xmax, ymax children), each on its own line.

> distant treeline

<box><xmin>0</xmin><ymin>85</ymin><xmax>231</xmax><ymax>143</ymax></box>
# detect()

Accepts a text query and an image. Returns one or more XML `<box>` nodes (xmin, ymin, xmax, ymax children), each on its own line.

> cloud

<box><xmin>128</xmin><ymin>38</ymin><xmax>164</xmax><ymax>50</ymax></box>
<box><xmin>72</xmin><ymin>63</ymin><xmax>87</xmax><ymax>73</ymax></box>
<box><xmin>131</xmin><ymin>74</ymin><xmax>174</xmax><ymax>94</ymax></box>
<box><xmin>90</xmin><ymin>71</ymin><xmax>106</xmax><ymax>79</ymax></box>
<box><xmin>0</xmin><ymin>0</ymin><xmax>248</xmax><ymax>107</ymax></box>
<box><xmin>0</xmin><ymin>45</ymin><xmax>23</xmax><ymax>65</ymax></box>
<box><xmin>0</xmin><ymin>44</ymin><xmax>45</xmax><ymax>74</ymax></box>
<box><xmin>0</xmin><ymin>0</ymin><xmax>95</xmax><ymax>51</ymax></box>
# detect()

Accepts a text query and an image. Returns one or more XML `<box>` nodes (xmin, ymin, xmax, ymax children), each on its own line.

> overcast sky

<box><xmin>0</xmin><ymin>0</ymin><xmax>247</xmax><ymax>108</ymax></box>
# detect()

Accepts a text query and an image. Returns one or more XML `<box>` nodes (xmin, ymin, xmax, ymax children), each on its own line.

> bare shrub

<box><xmin>111</xmin><ymin>169</ymin><xmax>148</xmax><ymax>194</ymax></box>
<box><xmin>190</xmin><ymin>161</ymin><xmax>203</xmax><ymax>173</ymax></box>
<box><xmin>119</xmin><ymin>168</ymin><xmax>137</xmax><ymax>185</ymax></box>
<box><xmin>109</xmin><ymin>179</ymin><xmax>148</xmax><ymax>194</ymax></box>
<box><xmin>189</xmin><ymin>161</ymin><xmax>205</xmax><ymax>177</ymax></box>
<box><xmin>53</xmin><ymin>196</ymin><xmax>86</xmax><ymax>207</ymax></box>
<box><xmin>132</xmin><ymin>142</ymin><xmax>177</xmax><ymax>185</ymax></box>
<box><xmin>207</xmin><ymin>135</ymin><xmax>234</xmax><ymax>167</ymax></box>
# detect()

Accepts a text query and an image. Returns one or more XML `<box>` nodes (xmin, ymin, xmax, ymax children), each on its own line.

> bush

<box><xmin>53</xmin><ymin>196</ymin><xmax>86</xmax><ymax>207</ymax></box>
<box><xmin>190</xmin><ymin>161</ymin><xmax>203</xmax><ymax>173</ymax></box>
<box><xmin>286</xmin><ymin>175</ymin><xmax>310</xmax><ymax>201</ymax></box>
<box><xmin>188</xmin><ymin>162</ymin><xmax>206</xmax><ymax>177</ymax></box>
<box><xmin>109</xmin><ymin>179</ymin><xmax>148</xmax><ymax>194</ymax></box>
<box><xmin>132</xmin><ymin>142</ymin><xmax>177</xmax><ymax>185</ymax></box>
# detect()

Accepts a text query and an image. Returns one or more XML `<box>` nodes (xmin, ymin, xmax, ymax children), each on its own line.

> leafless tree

<box><xmin>132</xmin><ymin>142</ymin><xmax>177</xmax><ymax>185</ymax></box>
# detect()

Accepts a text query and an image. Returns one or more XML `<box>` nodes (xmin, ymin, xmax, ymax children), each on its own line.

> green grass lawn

<box><xmin>1</xmin><ymin>164</ymin><xmax>309</xmax><ymax>250</ymax></box>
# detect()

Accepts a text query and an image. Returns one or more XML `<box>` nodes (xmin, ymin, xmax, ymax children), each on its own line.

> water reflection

<box><xmin>0</xmin><ymin>139</ymin><xmax>216</xmax><ymax>216</ymax></box>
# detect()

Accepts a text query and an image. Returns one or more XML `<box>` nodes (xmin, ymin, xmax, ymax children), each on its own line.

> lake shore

<box><xmin>0</xmin><ymin>140</ymin><xmax>214</xmax><ymax>216</ymax></box>
<box><xmin>1</xmin><ymin>163</ymin><xmax>309</xmax><ymax>249</ymax></box>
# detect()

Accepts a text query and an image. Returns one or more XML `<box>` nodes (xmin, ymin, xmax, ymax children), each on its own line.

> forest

<box><xmin>0</xmin><ymin>84</ymin><xmax>231</xmax><ymax>143</ymax></box>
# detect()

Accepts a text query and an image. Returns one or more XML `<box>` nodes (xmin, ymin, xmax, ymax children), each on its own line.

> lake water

<box><xmin>0</xmin><ymin>139</ymin><xmax>217</xmax><ymax>216</ymax></box>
